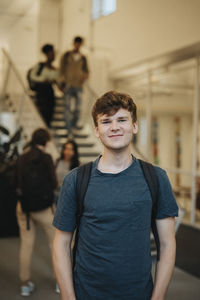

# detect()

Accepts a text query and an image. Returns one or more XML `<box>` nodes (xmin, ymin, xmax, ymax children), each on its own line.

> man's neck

<box><xmin>98</xmin><ymin>149</ymin><xmax>133</xmax><ymax>174</ymax></box>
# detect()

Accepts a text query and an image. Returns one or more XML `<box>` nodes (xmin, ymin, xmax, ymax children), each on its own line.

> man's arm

<box><xmin>53</xmin><ymin>229</ymin><xmax>76</xmax><ymax>300</ymax></box>
<box><xmin>81</xmin><ymin>56</ymin><xmax>89</xmax><ymax>82</ymax></box>
<box><xmin>151</xmin><ymin>217</ymin><xmax>176</xmax><ymax>300</ymax></box>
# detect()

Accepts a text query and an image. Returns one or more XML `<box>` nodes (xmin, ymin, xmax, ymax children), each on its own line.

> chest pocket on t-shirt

<box><xmin>129</xmin><ymin>189</ymin><xmax>152</xmax><ymax>232</ymax></box>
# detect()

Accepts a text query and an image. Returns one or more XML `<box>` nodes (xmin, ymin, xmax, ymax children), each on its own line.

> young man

<box><xmin>59</xmin><ymin>36</ymin><xmax>89</xmax><ymax>135</ymax></box>
<box><xmin>52</xmin><ymin>91</ymin><xmax>178</xmax><ymax>300</ymax></box>
<box><xmin>16</xmin><ymin>128</ymin><xmax>57</xmax><ymax>296</ymax></box>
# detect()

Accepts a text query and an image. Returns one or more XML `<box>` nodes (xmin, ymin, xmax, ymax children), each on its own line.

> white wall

<box><xmin>0</xmin><ymin>0</ymin><xmax>63</xmax><ymax>88</ymax></box>
<box><xmin>93</xmin><ymin>0</ymin><xmax>200</xmax><ymax>70</ymax></box>
<box><xmin>5</xmin><ymin>0</ymin><xmax>39</xmax><ymax>82</ymax></box>
<box><xmin>38</xmin><ymin>0</ymin><xmax>62</xmax><ymax>62</ymax></box>
<box><xmin>61</xmin><ymin>0</ymin><xmax>91</xmax><ymax>52</ymax></box>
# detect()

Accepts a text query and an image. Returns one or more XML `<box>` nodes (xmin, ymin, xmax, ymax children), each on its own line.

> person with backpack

<box><xmin>28</xmin><ymin>44</ymin><xmax>58</xmax><ymax>127</ymax></box>
<box><xmin>59</xmin><ymin>36</ymin><xmax>89</xmax><ymax>136</ymax></box>
<box><xmin>15</xmin><ymin>128</ymin><xmax>57</xmax><ymax>296</ymax></box>
<box><xmin>52</xmin><ymin>91</ymin><xmax>178</xmax><ymax>300</ymax></box>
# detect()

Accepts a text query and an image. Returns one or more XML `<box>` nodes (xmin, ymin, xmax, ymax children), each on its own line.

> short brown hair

<box><xmin>31</xmin><ymin>128</ymin><xmax>51</xmax><ymax>146</ymax></box>
<box><xmin>92</xmin><ymin>91</ymin><xmax>137</xmax><ymax>126</ymax></box>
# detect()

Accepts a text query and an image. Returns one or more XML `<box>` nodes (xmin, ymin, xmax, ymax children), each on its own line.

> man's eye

<box><xmin>102</xmin><ymin>120</ymin><xmax>111</xmax><ymax>124</ymax></box>
<box><xmin>119</xmin><ymin>119</ymin><xmax>126</xmax><ymax>122</ymax></box>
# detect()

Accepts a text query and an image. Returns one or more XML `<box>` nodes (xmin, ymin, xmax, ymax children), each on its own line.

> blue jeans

<box><xmin>64</xmin><ymin>86</ymin><xmax>83</xmax><ymax>134</ymax></box>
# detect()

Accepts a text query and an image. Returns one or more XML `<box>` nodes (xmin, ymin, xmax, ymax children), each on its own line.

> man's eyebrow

<box><xmin>117</xmin><ymin>116</ymin><xmax>128</xmax><ymax>119</ymax></box>
<box><xmin>100</xmin><ymin>117</ymin><xmax>111</xmax><ymax>121</ymax></box>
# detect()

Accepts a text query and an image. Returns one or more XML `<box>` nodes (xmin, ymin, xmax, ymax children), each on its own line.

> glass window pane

<box><xmin>102</xmin><ymin>0</ymin><xmax>116</xmax><ymax>16</ymax></box>
<box><xmin>92</xmin><ymin>0</ymin><xmax>101</xmax><ymax>20</ymax></box>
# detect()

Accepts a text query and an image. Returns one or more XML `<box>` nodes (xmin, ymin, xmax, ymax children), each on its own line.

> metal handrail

<box><xmin>110</xmin><ymin>41</ymin><xmax>200</xmax><ymax>80</ymax></box>
<box><xmin>0</xmin><ymin>48</ymin><xmax>59</xmax><ymax>159</ymax></box>
<box><xmin>1</xmin><ymin>48</ymin><xmax>28</xmax><ymax>95</ymax></box>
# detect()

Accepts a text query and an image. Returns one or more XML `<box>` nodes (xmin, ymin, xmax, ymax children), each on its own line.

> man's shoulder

<box><xmin>62</xmin><ymin>51</ymin><xmax>72</xmax><ymax>58</ymax></box>
<box><xmin>136</xmin><ymin>159</ymin><xmax>167</xmax><ymax>185</ymax></box>
<box><xmin>62</xmin><ymin>166</ymin><xmax>79</xmax><ymax>187</ymax></box>
<box><xmin>18</xmin><ymin>148</ymin><xmax>33</xmax><ymax>160</ymax></box>
<box><xmin>153</xmin><ymin>164</ymin><xmax>167</xmax><ymax>178</ymax></box>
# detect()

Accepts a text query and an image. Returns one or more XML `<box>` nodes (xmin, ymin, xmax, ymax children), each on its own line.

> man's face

<box><xmin>94</xmin><ymin>108</ymin><xmax>138</xmax><ymax>151</ymax></box>
<box><xmin>73</xmin><ymin>42</ymin><xmax>82</xmax><ymax>51</ymax></box>
<box><xmin>47</xmin><ymin>49</ymin><xmax>55</xmax><ymax>62</ymax></box>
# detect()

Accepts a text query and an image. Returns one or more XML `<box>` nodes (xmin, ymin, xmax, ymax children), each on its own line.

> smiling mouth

<box><xmin>109</xmin><ymin>135</ymin><xmax>123</xmax><ymax>138</ymax></box>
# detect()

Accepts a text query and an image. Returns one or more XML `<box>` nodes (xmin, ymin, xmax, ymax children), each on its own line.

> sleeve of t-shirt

<box><xmin>52</xmin><ymin>168</ymin><xmax>78</xmax><ymax>232</ymax></box>
<box><xmin>155</xmin><ymin>167</ymin><xmax>179</xmax><ymax>219</ymax></box>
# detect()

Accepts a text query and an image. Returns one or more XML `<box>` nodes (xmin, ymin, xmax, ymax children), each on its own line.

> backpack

<box><xmin>73</xmin><ymin>159</ymin><xmax>160</xmax><ymax>270</ymax></box>
<box><xmin>20</xmin><ymin>151</ymin><xmax>54</xmax><ymax>229</ymax></box>
<box><xmin>27</xmin><ymin>62</ymin><xmax>45</xmax><ymax>91</ymax></box>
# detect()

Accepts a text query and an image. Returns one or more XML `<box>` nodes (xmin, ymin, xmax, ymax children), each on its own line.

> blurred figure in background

<box><xmin>55</xmin><ymin>140</ymin><xmax>80</xmax><ymax>203</ymax></box>
<box><xmin>28</xmin><ymin>44</ymin><xmax>58</xmax><ymax>127</ymax></box>
<box><xmin>15</xmin><ymin>128</ymin><xmax>57</xmax><ymax>296</ymax></box>
<box><xmin>60</xmin><ymin>36</ymin><xmax>89</xmax><ymax>136</ymax></box>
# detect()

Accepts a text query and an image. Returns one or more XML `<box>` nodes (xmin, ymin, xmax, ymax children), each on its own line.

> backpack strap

<box><xmin>26</xmin><ymin>212</ymin><xmax>30</xmax><ymax>230</ymax></box>
<box><xmin>36</xmin><ymin>62</ymin><xmax>45</xmax><ymax>76</ymax></box>
<box><xmin>138</xmin><ymin>159</ymin><xmax>160</xmax><ymax>261</ymax></box>
<box><xmin>73</xmin><ymin>162</ymin><xmax>93</xmax><ymax>270</ymax></box>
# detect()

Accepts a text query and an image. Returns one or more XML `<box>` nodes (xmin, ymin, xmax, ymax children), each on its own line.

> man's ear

<box><xmin>133</xmin><ymin>122</ymin><xmax>138</xmax><ymax>134</ymax></box>
<box><xmin>94</xmin><ymin>126</ymin><xmax>99</xmax><ymax>138</ymax></box>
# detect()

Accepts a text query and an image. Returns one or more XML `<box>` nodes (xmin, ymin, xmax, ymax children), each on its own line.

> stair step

<box><xmin>53</xmin><ymin>127</ymin><xmax>89</xmax><ymax>137</ymax></box>
<box><xmin>53</xmin><ymin>113</ymin><xmax>65</xmax><ymax>119</ymax></box>
<box><xmin>55</xmin><ymin>97</ymin><xmax>65</xmax><ymax>103</ymax></box>
<box><xmin>54</xmin><ymin>137</ymin><xmax>94</xmax><ymax>147</ymax></box>
<box><xmin>58</xmin><ymin>141</ymin><xmax>95</xmax><ymax>148</ymax></box>
<box><xmin>51</xmin><ymin>121</ymin><xmax>66</xmax><ymax>128</ymax></box>
<box><xmin>53</xmin><ymin>117</ymin><xmax>65</xmax><ymax>122</ymax></box>
<box><xmin>53</xmin><ymin>128</ymin><xmax>67</xmax><ymax>135</ymax></box>
<box><xmin>54</xmin><ymin>105</ymin><xmax>65</xmax><ymax>112</ymax></box>
<box><xmin>52</xmin><ymin>131</ymin><xmax>89</xmax><ymax>140</ymax></box>
<box><xmin>54</xmin><ymin>107</ymin><xmax>65</xmax><ymax>113</ymax></box>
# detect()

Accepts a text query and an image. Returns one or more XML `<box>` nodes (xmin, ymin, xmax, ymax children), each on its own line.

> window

<box><xmin>92</xmin><ymin>0</ymin><xmax>116</xmax><ymax>20</ymax></box>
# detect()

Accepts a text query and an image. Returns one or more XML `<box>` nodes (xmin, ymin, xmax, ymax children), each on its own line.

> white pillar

<box><xmin>180</xmin><ymin>115</ymin><xmax>193</xmax><ymax>187</ymax></box>
<box><xmin>146</xmin><ymin>73</ymin><xmax>152</xmax><ymax>161</ymax></box>
<box><xmin>191</xmin><ymin>57</ymin><xmax>200</xmax><ymax>224</ymax></box>
<box><xmin>158</xmin><ymin>115</ymin><xmax>176</xmax><ymax>185</ymax></box>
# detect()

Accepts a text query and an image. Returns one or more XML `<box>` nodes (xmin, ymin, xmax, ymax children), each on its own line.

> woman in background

<box><xmin>55</xmin><ymin>140</ymin><xmax>80</xmax><ymax>201</ymax></box>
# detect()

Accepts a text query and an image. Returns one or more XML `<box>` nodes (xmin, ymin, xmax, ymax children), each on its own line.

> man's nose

<box><xmin>110</xmin><ymin>120</ymin><xmax>119</xmax><ymax>130</ymax></box>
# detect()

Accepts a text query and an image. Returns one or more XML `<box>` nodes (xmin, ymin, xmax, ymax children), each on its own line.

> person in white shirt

<box><xmin>30</xmin><ymin>44</ymin><xmax>58</xmax><ymax>127</ymax></box>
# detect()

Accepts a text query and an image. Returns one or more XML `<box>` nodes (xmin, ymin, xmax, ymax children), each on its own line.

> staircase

<box><xmin>51</xmin><ymin>97</ymin><xmax>102</xmax><ymax>164</ymax></box>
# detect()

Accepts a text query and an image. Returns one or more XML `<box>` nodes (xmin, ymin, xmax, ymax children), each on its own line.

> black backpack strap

<box><xmin>36</xmin><ymin>62</ymin><xmax>45</xmax><ymax>76</ymax></box>
<box><xmin>72</xmin><ymin>162</ymin><xmax>93</xmax><ymax>270</ymax></box>
<box><xmin>138</xmin><ymin>159</ymin><xmax>160</xmax><ymax>261</ymax></box>
<box><xmin>26</xmin><ymin>212</ymin><xmax>30</xmax><ymax>230</ymax></box>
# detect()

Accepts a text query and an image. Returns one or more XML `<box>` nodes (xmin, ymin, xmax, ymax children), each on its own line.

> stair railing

<box><xmin>0</xmin><ymin>48</ymin><xmax>58</xmax><ymax>159</ymax></box>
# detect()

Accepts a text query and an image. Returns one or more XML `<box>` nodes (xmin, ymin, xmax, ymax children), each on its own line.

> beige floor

<box><xmin>0</xmin><ymin>225</ymin><xmax>200</xmax><ymax>299</ymax></box>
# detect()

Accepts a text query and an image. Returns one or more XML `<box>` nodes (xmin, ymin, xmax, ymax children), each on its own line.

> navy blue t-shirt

<box><xmin>53</xmin><ymin>157</ymin><xmax>178</xmax><ymax>300</ymax></box>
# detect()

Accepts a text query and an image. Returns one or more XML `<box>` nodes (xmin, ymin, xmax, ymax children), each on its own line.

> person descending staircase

<box><xmin>50</xmin><ymin>96</ymin><xmax>101</xmax><ymax>164</ymax></box>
